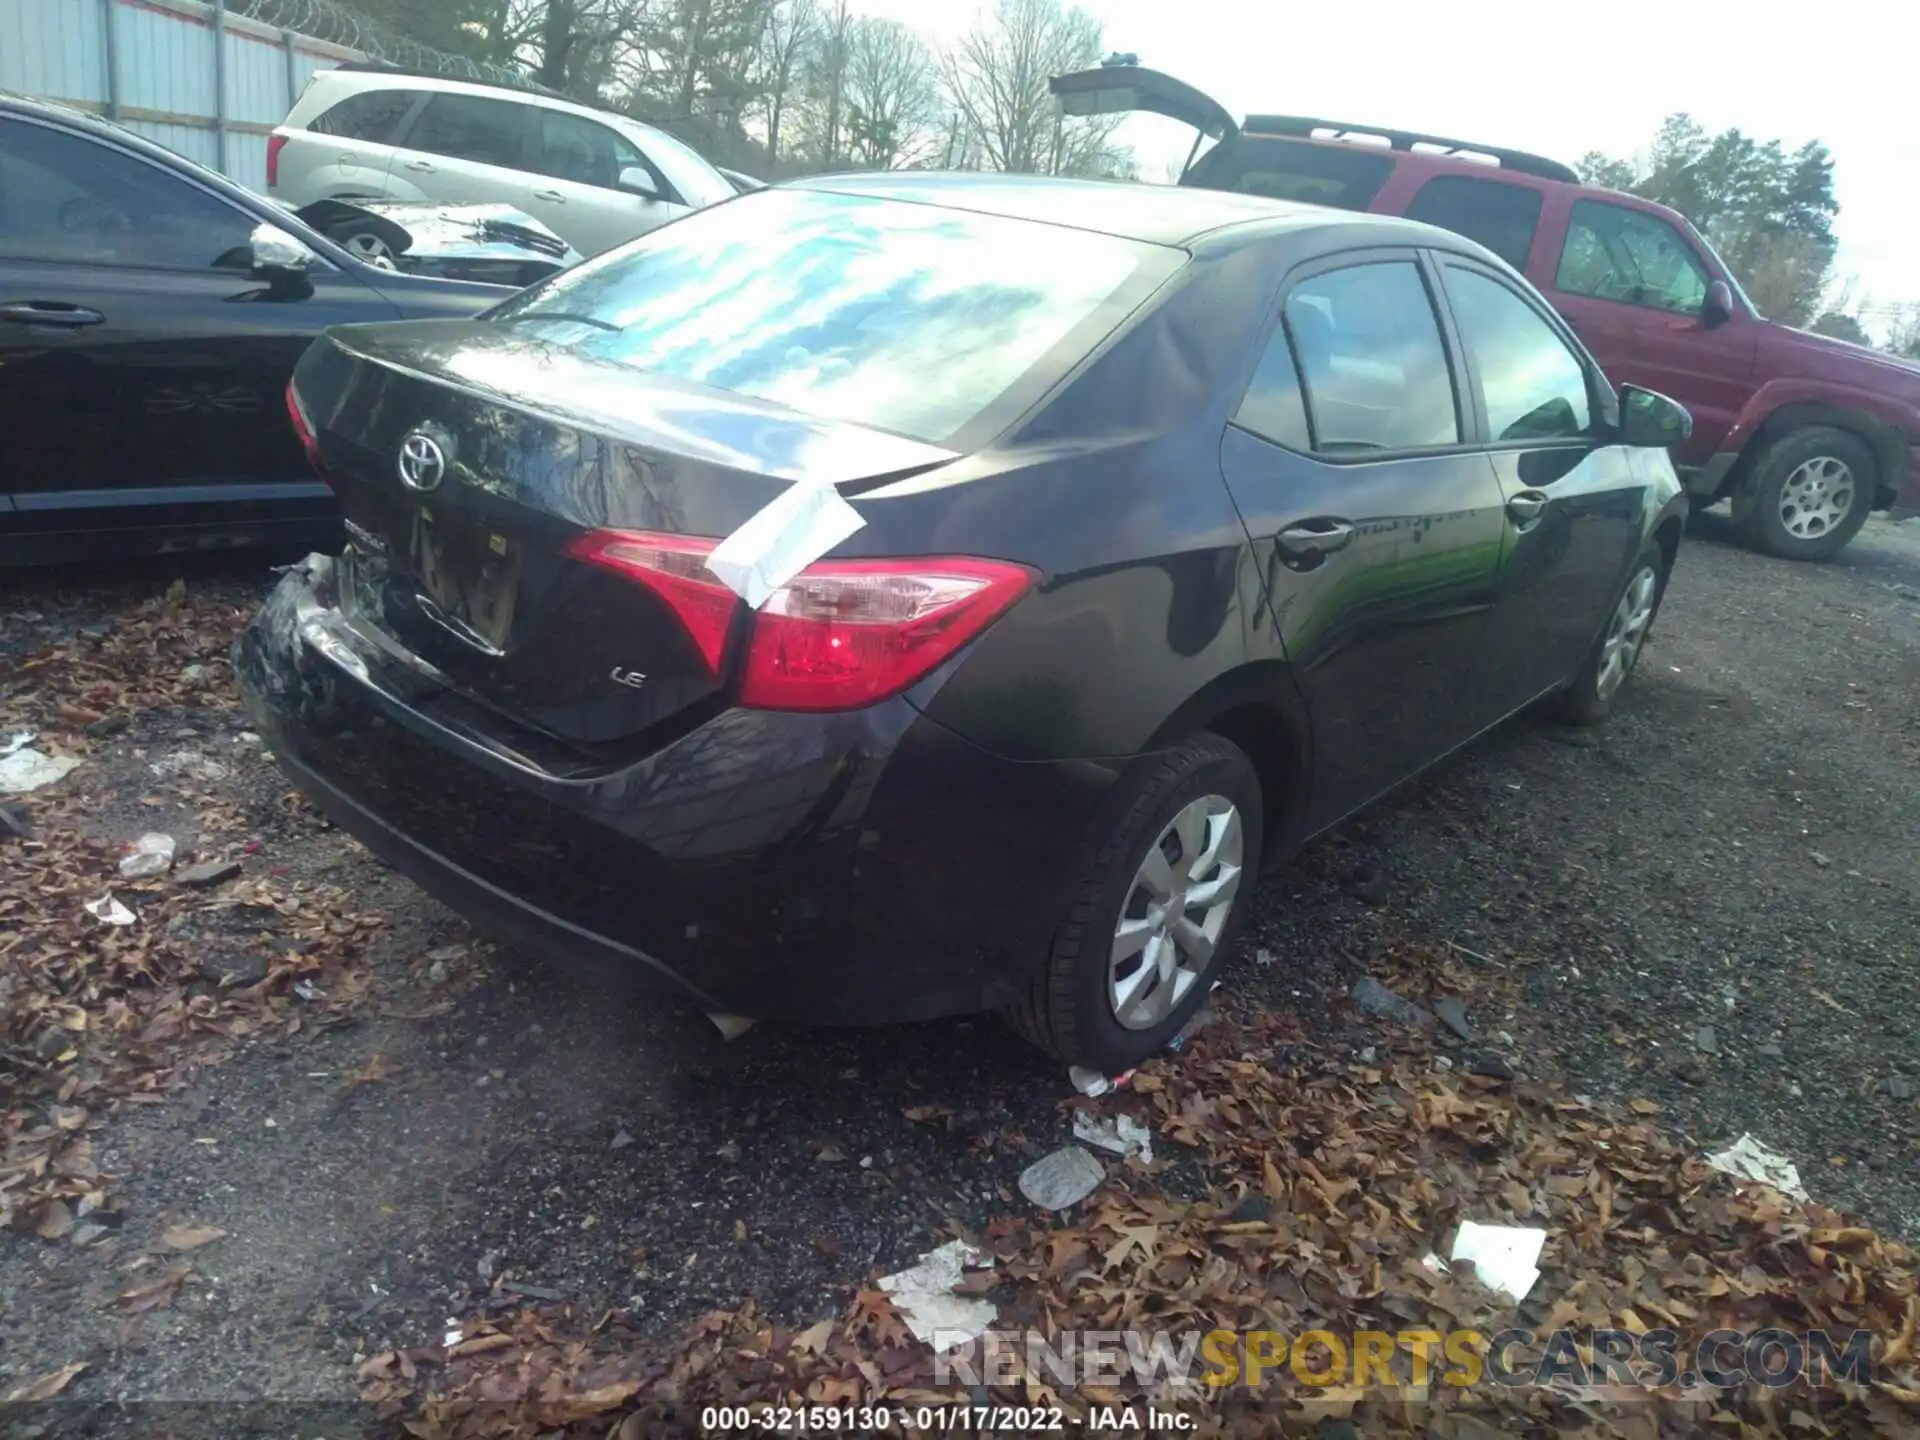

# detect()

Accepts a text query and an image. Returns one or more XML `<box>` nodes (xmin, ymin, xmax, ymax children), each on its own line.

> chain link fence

<box><xmin>229</xmin><ymin>0</ymin><xmax>559</xmax><ymax>96</ymax></box>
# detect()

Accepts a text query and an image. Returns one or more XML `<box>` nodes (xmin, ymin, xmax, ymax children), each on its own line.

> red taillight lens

<box><xmin>285</xmin><ymin>380</ymin><xmax>329</xmax><ymax>481</ymax></box>
<box><xmin>564</xmin><ymin>530</ymin><xmax>737</xmax><ymax>675</ymax></box>
<box><xmin>266</xmin><ymin>132</ymin><xmax>288</xmax><ymax>189</ymax></box>
<box><xmin>740</xmin><ymin>558</ymin><xmax>1032</xmax><ymax>711</ymax></box>
<box><xmin>565</xmin><ymin>529</ymin><xmax>1033</xmax><ymax>710</ymax></box>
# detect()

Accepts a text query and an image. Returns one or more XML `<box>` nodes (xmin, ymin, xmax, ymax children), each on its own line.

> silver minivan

<box><xmin>268</xmin><ymin>68</ymin><xmax>739</xmax><ymax>256</ymax></box>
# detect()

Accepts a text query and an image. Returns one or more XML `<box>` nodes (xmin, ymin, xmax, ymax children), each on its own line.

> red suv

<box><xmin>1055</xmin><ymin>66</ymin><xmax>1920</xmax><ymax>560</ymax></box>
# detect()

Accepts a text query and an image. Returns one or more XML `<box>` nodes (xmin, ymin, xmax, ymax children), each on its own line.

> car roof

<box><xmin>788</xmin><ymin>170</ymin><xmax>1427</xmax><ymax>248</ymax></box>
<box><xmin>311</xmin><ymin>66</ymin><xmax>673</xmax><ymax>138</ymax></box>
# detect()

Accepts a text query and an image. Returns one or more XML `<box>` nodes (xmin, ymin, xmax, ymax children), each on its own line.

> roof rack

<box><xmin>1243</xmin><ymin>114</ymin><xmax>1579</xmax><ymax>184</ymax></box>
<box><xmin>331</xmin><ymin>60</ymin><xmax>566</xmax><ymax>103</ymax></box>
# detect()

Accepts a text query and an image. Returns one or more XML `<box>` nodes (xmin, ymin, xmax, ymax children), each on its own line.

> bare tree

<box><xmin>939</xmin><ymin>0</ymin><xmax>1126</xmax><ymax>177</ymax></box>
<box><xmin>842</xmin><ymin>17</ymin><xmax>939</xmax><ymax>169</ymax></box>
<box><xmin>754</xmin><ymin>0</ymin><xmax>816</xmax><ymax>164</ymax></box>
<box><xmin>801</xmin><ymin>0</ymin><xmax>855</xmax><ymax>167</ymax></box>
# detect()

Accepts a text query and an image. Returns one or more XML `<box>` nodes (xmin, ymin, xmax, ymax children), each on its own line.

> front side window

<box><xmin>1185</xmin><ymin>136</ymin><xmax>1395</xmax><ymax>212</ymax></box>
<box><xmin>1403</xmin><ymin>175</ymin><xmax>1543</xmax><ymax>271</ymax></box>
<box><xmin>1555</xmin><ymin>199</ymin><xmax>1709</xmax><ymax>314</ymax></box>
<box><xmin>310</xmin><ymin>89</ymin><xmax>424</xmax><ymax>142</ymax></box>
<box><xmin>487</xmin><ymin>187</ymin><xmax>1184</xmax><ymax>446</ymax></box>
<box><xmin>1283</xmin><ymin>261</ymin><xmax>1459</xmax><ymax>452</ymax></box>
<box><xmin>534</xmin><ymin>111</ymin><xmax>651</xmax><ymax>191</ymax></box>
<box><xmin>0</xmin><ymin>117</ymin><xmax>254</xmax><ymax>270</ymax></box>
<box><xmin>408</xmin><ymin>94</ymin><xmax>528</xmax><ymax>170</ymax></box>
<box><xmin>1442</xmin><ymin>266</ymin><xmax>1592</xmax><ymax>442</ymax></box>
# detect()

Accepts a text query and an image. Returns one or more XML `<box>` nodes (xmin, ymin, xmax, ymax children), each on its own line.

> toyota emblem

<box><xmin>397</xmin><ymin>430</ymin><xmax>447</xmax><ymax>492</ymax></box>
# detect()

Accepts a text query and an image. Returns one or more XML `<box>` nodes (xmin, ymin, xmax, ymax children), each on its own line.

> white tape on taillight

<box><xmin>706</xmin><ymin>480</ymin><xmax>868</xmax><ymax>610</ymax></box>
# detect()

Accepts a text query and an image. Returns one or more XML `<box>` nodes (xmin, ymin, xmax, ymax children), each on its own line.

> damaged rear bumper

<box><xmin>234</xmin><ymin>557</ymin><xmax>1115</xmax><ymax>1025</ymax></box>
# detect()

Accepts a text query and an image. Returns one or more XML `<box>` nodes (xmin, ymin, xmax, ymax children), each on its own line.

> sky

<box><xmin>853</xmin><ymin>0</ymin><xmax>1918</xmax><ymax>330</ymax></box>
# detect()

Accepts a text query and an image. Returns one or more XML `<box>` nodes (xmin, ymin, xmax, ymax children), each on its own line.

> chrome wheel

<box><xmin>1109</xmin><ymin>794</ymin><xmax>1243</xmax><ymax>1030</ymax></box>
<box><xmin>1778</xmin><ymin>456</ymin><xmax>1856</xmax><ymax>540</ymax></box>
<box><xmin>1596</xmin><ymin>564</ymin><xmax>1658</xmax><ymax>701</ymax></box>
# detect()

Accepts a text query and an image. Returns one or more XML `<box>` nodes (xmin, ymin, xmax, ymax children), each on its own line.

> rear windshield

<box><xmin>1185</xmin><ymin>135</ymin><xmax>1394</xmax><ymax>211</ymax></box>
<box><xmin>487</xmin><ymin>187</ymin><xmax>1182</xmax><ymax>445</ymax></box>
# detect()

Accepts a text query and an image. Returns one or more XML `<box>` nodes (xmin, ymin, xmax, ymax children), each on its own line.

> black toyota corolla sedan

<box><xmin>238</xmin><ymin>173</ymin><xmax>1692</xmax><ymax>1071</ymax></box>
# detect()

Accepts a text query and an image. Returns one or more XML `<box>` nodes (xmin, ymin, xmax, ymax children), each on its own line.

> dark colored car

<box><xmin>1053</xmin><ymin>65</ymin><xmax>1920</xmax><ymax>560</ymax></box>
<box><xmin>238</xmin><ymin>174</ymin><xmax>1691</xmax><ymax>1071</ymax></box>
<box><xmin>0</xmin><ymin>95</ymin><xmax>558</xmax><ymax>566</ymax></box>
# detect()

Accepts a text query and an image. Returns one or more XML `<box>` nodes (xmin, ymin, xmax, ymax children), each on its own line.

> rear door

<box><xmin>1432</xmin><ymin>255</ymin><xmax>1648</xmax><ymax>726</ymax></box>
<box><xmin>385</xmin><ymin>91</ymin><xmax>535</xmax><ymax>209</ymax></box>
<box><xmin>524</xmin><ymin>109</ymin><xmax>686</xmax><ymax>255</ymax></box>
<box><xmin>1538</xmin><ymin>195</ymin><xmax>1756</xmax><ymax>461</ymax></box>
<box><xmin>1220</xmin><ymin>250</ymin><xmax>1509</xmax><ymax>831</ymax></box>
<box><xmin>283</xmin><ymin>87</ymin><xmax>429</xmax><ymax>201</ymax></box>
<box><xmin>0</xmin><ymin>114</ymin><xmax>389</xmax><ymax>541</ymax></box>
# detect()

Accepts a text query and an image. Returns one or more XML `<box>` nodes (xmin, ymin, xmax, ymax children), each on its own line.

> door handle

<box><xmin>403</xmin><ymin>159</ymin><xmax>436</xmax><ymax>173</ymax></box>
<box><xmin>1506</xmin><ymin>492</ymin><xmax>1548</xmax><ymax>527</ymax></box>
<box><xmin>532</xmin><ymin>188</ymin><xmax>564</xmax><ymax>203</ymax></box>
<box><xmin>0</xmin><ymin>301</ymin><xmax>105</xmax><ymax>328</ymax></box>
<box><xmin>1276</xmin><ymin>519</ymin><xmax>1356</xmax><ymax>556</ymax></box>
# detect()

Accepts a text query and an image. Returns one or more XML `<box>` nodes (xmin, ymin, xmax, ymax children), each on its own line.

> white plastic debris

<box><xmin>706</xmin><ymin>481</ymin><xmax>867</xmax><ymax>609</ymax></box>
<box><xmin>1706</xmin><ymin>1132</ymin><xmax>1809</xmax><ymax>1202</ymax></box>
<box><xmin>1068</xmin><ymin>1065</ymin><xmax>1135</xmax><ymax>1097</ymax></box>
<box><xmin>1018</xmin><ymin>1144</ymin><xmax>1106</xmax><ymax>1210</ymax></box>
<box><xmin>150</xmin><ymin>749</ymin><xmax>230</xmax><ymax>782</ymax></box>
<box><xmin>706</xmin><ymin>1012</ymin><xmax>757</xmax><ymax>1041</ymax></box>
<box><xmin>0</xmin><ymin>736</ymin><xmax>81</xmax><ymax>795</ymax></box>
<box><xmin>118</xmin><ymin>833</ymin><xmax>177</xmax><ymax>879</ymax></box>
<box><xmin>293</xmin><ymin>980</ymin><xmax>324</xmax><ymax>1002</ymax></box>
<box><xmin>1446</xmin><ymin>1220</ymin><xmax>1546</xmax><ymax>1302</ymax></box>
<box><xmin>84</xmin><ymin>894</ymin><xmax>137</xmax><ymax>927</ymax></box>
<box><xmin>1071</xmin><ymin>1110</ymin><xmax>1153</xmax><ymax>1162</ymax></box>
<box><xmin>877</xmin><ymin>1240</ymin><xmax>996</xmax><ymax>1350</ymax></box>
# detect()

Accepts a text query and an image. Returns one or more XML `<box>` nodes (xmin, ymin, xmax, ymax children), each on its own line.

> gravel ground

<box><xmin>2</xmin><ymin>514</ymin><xmax>1917</xmax><ymax>1408</ymax></box>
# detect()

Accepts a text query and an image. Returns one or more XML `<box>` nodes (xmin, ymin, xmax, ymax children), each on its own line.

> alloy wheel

<box><xmin>1778</xmin><ymin>456</ymin><xmax>1856</xmax><ymax>540</ymax></box>
<box><xmin>342</xmin><ymin>231</ymin><xmax>398</xmax><ymax>270</ymax></box>
<box><xmin>1108</xmin><ymin>794</ymin><xmax>1243</xmax><ymax>1030</ymax></box>
<box><xmin>1596</xmin><ymin>564</ymin><xmax>1659</xmax><ymax>701</ymax></box>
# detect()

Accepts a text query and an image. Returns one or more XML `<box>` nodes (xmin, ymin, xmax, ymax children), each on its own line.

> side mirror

<box><xmin>618</xmin><ymin>165</ymin><xmax>662</xmax><ymax>199</ymax></box>
<box><xmin>1618</xmin><ymin>384</ymin><xmax>1693</xmax><ymax>449</ymax></box>
<box><xmin>249</xmin><ymin>222</ymin><xmax>316</xmax><ymax>298</ymax></box>
<box><xmin>1703</xmin><ymin>279</ymin><xmax>1734</xmax><ymax>326</ymax></box>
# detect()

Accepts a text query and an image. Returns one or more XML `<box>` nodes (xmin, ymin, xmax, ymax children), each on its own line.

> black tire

<box><xmin>1551</xmin><ymin>539</ymin><xmax>1671</xmax><ymax>727</ymax></box>
<box><xmin>1001</xmin><ymin>733</ymin><xmax>1263</xmax><ymax>1072</ymax></box>
<box><xmin>1734</xmin><ymin>426</ymin><xmax>1877</xmax><ymax>561</ymax></box>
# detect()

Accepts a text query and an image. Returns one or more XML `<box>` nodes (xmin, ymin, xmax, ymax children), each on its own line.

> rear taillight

<box><xmin>265</xmin><ymin>132</ymin><xmax>288</xmax><ymax>189</ymax></box>
<box><xmin>284</xmin><ymin>380</ymin><xmax>329</xmax><ymax>481</ymax></box>
<box><xmin>566</xmin><ymin>529</ymin><xmax>1033</xmax><ymax>712</ymax></box>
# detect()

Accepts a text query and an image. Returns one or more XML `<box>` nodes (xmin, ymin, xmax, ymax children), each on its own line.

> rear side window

<box><xmin>407</xmin><ymin>94</ymin><xmax>528</xmax><ymax>170</ymax></box>
<box><xmin>1283</xmin><ymin>262</ymin><xmax>1459</xmax><ymax>452</ymax></box>
<box><xmin>1403</xmin><ymin>175</ymin><xmax>1542</xmax><ymax>271</ymax></box>
<box><xmin>1556</xmin><ymin>199</ymin><xmax>1709</xmax><ymax>314</ymax></box>
<box><xmin>308</xmin><ymin>89</ymin><xmax>424</xmax><ymax>142</ymax></box>
<box><xmin>1233</xmin><ymin>323</ymin><xmax>1311</xmax><ymax>451</ymax></box>
<box><xmin>1442</xmin><ymin>265</ymin><xmax>1592</xmax><ymax>441</ymax></box>
<box><xmin>486</xmin><ymin>187</ymin><xmax>1185</xmax><ymax>446</ymax></box>
<box><xmin>1185</xmin><ymin>136</ymin><xmax>1394</xmax><ymax>211</ymax></box>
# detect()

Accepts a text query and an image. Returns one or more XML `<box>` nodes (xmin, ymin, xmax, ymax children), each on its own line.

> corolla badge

<box><xmin>397</xmin><ymin>429</ymin><xmax>448</xmax><ymax>492</ymax></box>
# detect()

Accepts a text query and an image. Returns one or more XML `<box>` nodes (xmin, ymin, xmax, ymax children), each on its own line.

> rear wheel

<box><xmin>1551</xmin><ymin>539</ymin><xmax>1669</xmax><ymax>727</ymax></box>
<box><xmin>1735</xmin><ymin>426</ymin><xmax>1876</xmax><ymax>561</ymax></box>
<box><xmin>1002</xmin><ymin>733</ymin><xmax>1262</xmax><ymax>1073</ymax></box>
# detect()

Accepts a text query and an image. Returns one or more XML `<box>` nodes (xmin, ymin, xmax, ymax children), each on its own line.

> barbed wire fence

<box><xmin>229</xmin><ymin>0</ymin><xmax>561</xmax><ymax>97</ymax></box>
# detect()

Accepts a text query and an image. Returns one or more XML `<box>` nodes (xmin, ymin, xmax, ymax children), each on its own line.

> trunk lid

<box><xmin>294</xmin><ymin>321</ymin><xmax>955</xmax><ymax>749</ymax></box>
<box><xmin>1050</xmin><ymin>65</ymin><xmax>1240</xmax><ymax>166</ymax></box>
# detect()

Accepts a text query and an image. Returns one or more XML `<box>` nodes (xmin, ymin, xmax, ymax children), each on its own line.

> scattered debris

<box><xmin>1433</xmin><ymin>996</ymin><xmax>1478</xmax><ymax>1042</ymax></box>
<box><xmin>0</xmin><ymin>737</ymin><xmax>81</xmax><ymax>795</ymax></box>
<box><xmin>609</xmin><ymin>1129</ymin><xmax>635</xmax><ymax>1151</ymax></box>
<box><xmin>157</xmin><ymin>1224</ymin><xmax>227</xmax><ymax>1252</ymax></box>
<box><xmin>876</xmin><ymin>1240</ymin><xmax>997</xmax><ymax>1349</ymax></box>
<box><xmin>1886</xmin><ymin>1076</ymin><xmax>1914</xmax><ymax>1101</ymax></box>
<box><xmin>1694</xmin><ymin>1024</ymin><xmax>1721</xmax><ymax>1055</ymax></box>
<box><xmin>426</xmin><ymin>959</ymin><xmax>450</xmax><ymax>986</ymax></box>
<box><xmin>83</xmin><ymin>894</ymin><xmax>137</xmax><ymax>927</ymax></box>
<box><xmin>0</xmin><ymin>801</ymin><xmax>31</xmax><ymax>839</ymax></box>
<box><xmin>198</xmin><ymin>949</ymin><xmax>269</xmax><ymax>987</ymax></box>
<box><xmin>499</xmin><ymin>1280</ymin><xmax>564</xmax><ymax>1302</ymax></box>
<box><xmin>1350</xmin><ymin>975</ymin><xmax>1433</xmax><ymax>1029</ymax></box>
<box><xmin>1017</xmin><ymin>1144</ymin><xmax>1106</xmax><ymax>1210</ymax></box>
<box><xmin>1071</xmin><ymin>1110</ymin><xmax>1154</xmax><ymax>1161</ymax></box>
<box><xmin>1067</xmin><ymin>1065</ymin><xmax>1134</xmax><ymax>1097</ymax></box>
<box><xmin>2</xmin><ymin>1362</ymin><xmax>88</xmax><ymax>1404</ymax></box>
<box><xmin>149</xmin><ymin>748</ymin><xmax>230</xmax><ymax>782</ymax></box>
<box><xmin>1809</xmin><ymin>850</ymin><xmax>1833</xmax><ymax>868</ymax></box>
<box><xmin>706</xmin><ymin>1012</ymin><xmax>757</xmax><ymax>1041</ymax></box>
<box><xmin>175</xmin><ymin>858</ymin><xmax>242</xmax><ymax>889</ymax></box>
<box><xmin>1446</xmin><ymin>1220</ymin><xmax>1546</xmax><ymax>1303</ymax></box>
<box><xmin>1706</xmin><ymin>1132</ymin><xmax>1810</xmax><ymax>1202</ymax></box>
<box><xmin>293</xmin><ymin>980</ymin><xmax>325</xmax><ymax>1002</ymax></box>
<box><xmin>118</xmin><ymin>832</ymin><xmax>177</xmax><ymax>879</ymax></box>
<box><xmin>1254</xmin><ymin>947</ymin><xmax>1277</xmax><ymax>967</ymax></box>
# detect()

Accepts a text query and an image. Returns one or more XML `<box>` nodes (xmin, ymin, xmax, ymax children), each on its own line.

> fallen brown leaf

<box><xmin>3</xmin><ymin>1361</ymin><xmax>87</xmax><ymax>1403</ymax></box>
<box><xmin>158</xmin><ymin>1224</ymin><xmax>227</xmax><ymax>1252</ymax></box>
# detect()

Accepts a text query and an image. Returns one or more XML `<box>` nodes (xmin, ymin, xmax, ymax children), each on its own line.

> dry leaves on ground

<box><xmin>358</xmin><ymin>1015</ymin><xmax>1920</xmax><ymax>1438</ymax></box>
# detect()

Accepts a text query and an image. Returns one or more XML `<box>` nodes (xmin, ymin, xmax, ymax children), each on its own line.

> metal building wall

<box><xmin>0</xmin><ymin>0</ymin><xmax>362</xmax><ymax>190</ymax></box>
